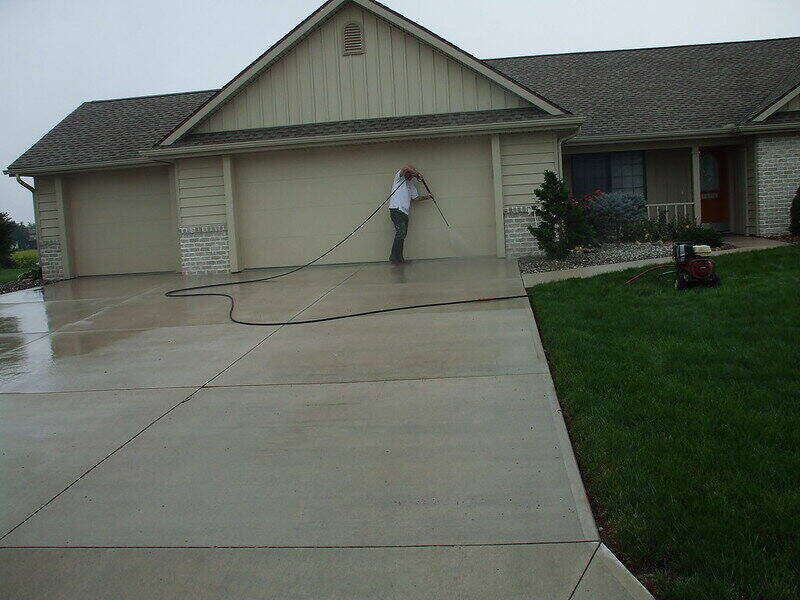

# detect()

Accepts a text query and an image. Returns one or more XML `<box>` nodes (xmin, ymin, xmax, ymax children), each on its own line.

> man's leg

<box><xmin>389</xmin><ymin>209</ymin><xmax>409</xmax><ymax>263</ymax></box>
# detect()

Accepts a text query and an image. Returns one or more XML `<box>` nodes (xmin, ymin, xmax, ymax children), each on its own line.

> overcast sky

<box><xmin>2</xmin><ymin>0</ymin><xmax>798</xmax><ymax>222</ymax></box>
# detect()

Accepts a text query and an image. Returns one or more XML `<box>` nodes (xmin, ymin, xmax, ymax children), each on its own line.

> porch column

<box><xmin>691</xmin><ymin>145</ymin><xmax>702</xmax><ymax>224</ymax></box>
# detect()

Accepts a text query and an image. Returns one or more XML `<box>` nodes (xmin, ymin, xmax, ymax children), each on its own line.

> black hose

<box><xmin>165</xmin><ymin>177</ymin><xmax>526</xmax><ymax>326</ymax></box>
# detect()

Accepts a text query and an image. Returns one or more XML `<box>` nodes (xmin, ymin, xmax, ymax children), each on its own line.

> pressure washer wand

<box><xmin>418</xmin><ymin>175</ymin><xmax>450</xmax><ymax>228</ymax></box>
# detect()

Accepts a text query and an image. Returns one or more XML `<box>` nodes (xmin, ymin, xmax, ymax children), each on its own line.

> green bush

<box><xmin>672</xmin><ymin>219</ymin><xmax>724</xmax><ymax>247</ymax></box>
<box><xmin>790</xmin><ymin>185</ymin><xmax>800</xmax><ymax>236</ymax></box>
<box><xmin>11</xmin><ymin>249</ymin><xmax>40</xmax><ymax>269</ymax></box>
<box><xmin>17</xmin><ymin>266</ymin><xmax>42</xmax><ymax>281</ymax></box>
<box><xmin>528</xmin><ymin>170</ymin><xmax>596</xmax><ymax>258</ymax></box>
<box><xmin>612</xmin><ymin>216</ymin><xmax>724</xmax><ymax>247</ymax></box>
<box><xmin>0</xmin><ymin>212</ymin><xmax>14</xmax><ymax>267</ymax></box>
<box><xmin>585</xmin><ymin>192</ymin><xmax>647</xmax><ymax>242</ymax></box>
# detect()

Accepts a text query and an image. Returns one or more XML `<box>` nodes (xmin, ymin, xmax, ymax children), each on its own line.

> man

<box><xmin>388</xmin><ymin>165</ymin><xmax>431</xmax><ymax>264</ymax></box>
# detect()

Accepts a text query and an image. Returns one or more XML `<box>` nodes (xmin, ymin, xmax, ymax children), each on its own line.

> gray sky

<box><xmin>3</xmin><ymin>0</ymin><xmax>799</xmax><ymax>222</ymax></box>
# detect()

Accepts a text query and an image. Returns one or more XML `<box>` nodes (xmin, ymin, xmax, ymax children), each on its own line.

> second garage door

<box><xmin>234</xmin><ymin>136</ymin><xmax>495</xmax><ymax>268</ymax></box>
<box><xmin>66</xmin><ymin>167</ymin><xmax>178</xmax><ymax>276</ymax></box>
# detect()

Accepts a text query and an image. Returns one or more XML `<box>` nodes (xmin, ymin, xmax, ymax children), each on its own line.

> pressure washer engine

<box><xmin>625</xmin><ymin>243</ymin><xmax>721</xmax><ymax>289</ymax></box>
<box><xmin>673</xmin><ymin>243</ymin><xmax>720</xmax><ymax>290</ymax></box>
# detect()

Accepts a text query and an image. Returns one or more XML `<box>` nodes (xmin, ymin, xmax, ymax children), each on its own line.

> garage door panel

<box><xmin>72</xmin><ymin>218</ymin><xmax>175</xmax><ymax>253</ymax></box>
<box><xmin>237</xmin><ymin>178</ymin><xmax>387</xmax><ymax>211</ymax></box>
<box><xmin>79</xmin><ymin>244</ymin><xmax>179</xmax><ymax>276</ymax></box>
<box><xmin>238</xmin><ymin>201</ymin><xmax>384</xmax><ymax>241</ymax></box>
<box><xmin>66</xmin><ymin>168</ymin><xmax>177</xmax><ymax>276</ymax></box>
<box><xmin>236</xmin><ymin>137</ymin><xmax>495</xmax><ymax>268</ymax></box>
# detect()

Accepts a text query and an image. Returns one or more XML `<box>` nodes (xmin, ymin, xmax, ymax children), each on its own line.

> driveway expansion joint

<box><xmin>1</xmin><ymin>539</ymin><xmax>601</xmax><ymax>550</ymax></box>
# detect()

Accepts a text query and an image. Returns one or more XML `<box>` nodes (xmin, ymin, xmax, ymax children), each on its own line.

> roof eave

<box><xmin>565</xmin><ymin>126</ymin><xmax>740</xmax><ymax>146</ymax></box>
<box><xmin>750</xmin><ymin>81</ymin><xmax>800</xmax><ymax>122</ymax></box>
<box><xmin>3</xmin><ymin>157</ymin><xmax>167</xmax><ymax>177</ymax></box>
<box><xmin>145</xmin><ymin>116</ymin><xmax>585</xmax><ymax>158</ymax></box>
<box><xmin>565</xmin><ymin>122</ymin><xmax>800</xmax><ymax>147</ymax></box>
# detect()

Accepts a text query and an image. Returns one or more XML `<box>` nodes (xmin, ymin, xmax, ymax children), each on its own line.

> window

<box><xmin>342</xmin><ymin>22</ymin><xmax>365</xmax><ymax>55</ymax></box>
<box><xmin>570</xmin><ymin>151</ymin><xmax>646</xmax><ymax>198</ymax></box>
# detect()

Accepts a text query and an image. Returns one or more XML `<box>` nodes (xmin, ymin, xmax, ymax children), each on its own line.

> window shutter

<box><xmin>342</xmin><ymin>23</ymin><xmax>365</xmax><ymax>55</ymax></box>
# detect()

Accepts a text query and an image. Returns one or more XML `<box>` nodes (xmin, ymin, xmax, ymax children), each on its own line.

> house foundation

<box><xmin>178</xmin><ymin>224</ymin><xmax>231</xmax><ymax>275</ymax></box>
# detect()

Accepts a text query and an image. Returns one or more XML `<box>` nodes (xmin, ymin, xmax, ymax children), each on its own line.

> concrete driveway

<box><xmin>1</xmin><ymin>258</ymin><xmax>650</xmax><ymax>599</ymax></box>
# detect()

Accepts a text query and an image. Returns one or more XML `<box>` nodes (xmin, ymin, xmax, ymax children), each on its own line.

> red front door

<box><xmin>700</xmin><ymin>149</ymin><xmax>729</xmax><ymax>224</ymax></box>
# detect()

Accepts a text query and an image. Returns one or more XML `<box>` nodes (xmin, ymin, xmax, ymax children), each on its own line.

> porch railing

<box><xmin>647</xmin><ymin>202</ymin><xmax>695</xmax><ymax>223</ymax></box>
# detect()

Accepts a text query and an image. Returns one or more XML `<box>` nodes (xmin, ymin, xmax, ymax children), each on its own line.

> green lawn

<box><xmin>527</xmin><ymin>246</ymin><xmax>800</xmax><ymax>600</ymax></box>
<box><xmin>0</xmin><ymin>268</ymin><xmax>26</xmax><ymax>284</ymax></box>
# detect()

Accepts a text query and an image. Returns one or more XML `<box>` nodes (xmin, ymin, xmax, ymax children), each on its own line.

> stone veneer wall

<box><xmin>178</xmin><ymin>224</ymin><xmax>231</xmax><ymax>274</ymax></box>
<box><xmin>503</xmin><ymin>204</ymin><xmax>538</xmax><ymax>256</ymax></box>
<box><xmin>38</xmin><ymin>239</ymin><xmax>66</xmax><ymax>282</ymax></box>
<box><xmin>751</xmin><ymin>134</ymin><xmax>800</xmax><ymax>236</ymax></box>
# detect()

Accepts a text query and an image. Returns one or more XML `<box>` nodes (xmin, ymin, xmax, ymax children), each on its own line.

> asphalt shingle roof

<box><xmin>486</xmin><ymin>36</ymin><xmax>800</xmax><ymax>139</ymax></box>
<box><xmin>6</xmin><ymin>90</ymin><xmax>216</xmax><ymax>172</ymax></box>
<box><xmin>7</xmin><ymin>37</ymin><xmax>800</xmax><ymax>173</ymax></box>
<box><xmin>173</xmin><ymin>107</ymin><xmax>554</xmax><ymax>148</ymax></box>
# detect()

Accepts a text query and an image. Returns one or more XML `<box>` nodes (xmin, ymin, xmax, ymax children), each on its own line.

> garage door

<box><xmin>66</xmin><ymin>167</ymin><xmax>178</xmax><ymax>276</ymax></box>
<box><xmin>235</xmin><ymin>136</ymin><xmax>495</xmax><ymax>268</ymax></box>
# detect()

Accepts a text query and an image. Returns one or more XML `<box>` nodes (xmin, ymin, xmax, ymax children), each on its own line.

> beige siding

<box><xmin>65</xmin><ymin>167</ymin><xmax>177</xmax><ymax>276</ymax></box>
<box><xmin>33</xmin><ymin>177</ymin><xmax>62</xmax><ymax>244</ymax></box>
<box><xmin>234</xmin><ymin>136</ymin><xmax>495</xmax><ymax>268</ymax></box>
<box><xmin>176</xmin><ymin>157</ymin><xmax>227</xmax><ymax>227</ymax></box>
<box><xmin>499</xmin><ymin>132</ymin><xmax>558</xmax><ymax>206</ymax></box>
<box><xmin>195</xmin><ymin>3</ymin><xmax>528</xmax><ymax>133</ymax></box>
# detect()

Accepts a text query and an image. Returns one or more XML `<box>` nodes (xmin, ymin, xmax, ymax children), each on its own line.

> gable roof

<box><xmin>6</xmin><ymin>36</ymin><xmax>800</xmax><ymax>175</ymax></box>
<box><xmin>487</xmin><ymin>36</ymin><xmax>800</xmax><ymax>141</ymax></box>
<box><xmin>158</xmin><ymin>0</ymin><xmax>568</xmax><ymax>145</ymax></box>
<box><xmin>6</xmin><ymin>91</ymin><xmax>215</xmax><ymax>174</ymax></box>
<box><xmin>748</xmin><ymin>66</ymin><xmax>800</xmax><ymax>122</ymax></box>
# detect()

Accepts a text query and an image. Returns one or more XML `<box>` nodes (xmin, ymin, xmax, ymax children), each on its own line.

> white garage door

<box><xmin>66</xmin><ymin>167</ymin><xmax>178</xmax><ymax>276</ymax></box>
<box><xmin>234</xmin><ymin>136</ymin><xmax>495</xmax><ymax>268</ymax></box>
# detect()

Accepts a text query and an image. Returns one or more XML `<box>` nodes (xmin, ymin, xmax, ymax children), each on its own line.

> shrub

<box><xmin>672</xmin><ymin>220</ymin><xmax>724</xmax><ymax>247</ymax></box>
<box><xmin>611</xmin><ymin>216</ymin><xmax>724</xmax><ymax>247</ymax></box>
<box><xmin>0</xmin><ymin>212</ymin><xmax>14</xmax><ymax>267</ymax></box>
<box><xmin>17</xmin><ymin>266</ymin><xmax>42</xmax><ymax>281</ymax></box>
<box><xmin>11</xmin><ymin>249</ymin><xmax>40</xmax><ymax>269</ymax></box>
<box><xmin>585</xmin><ymin>191</ymin><xmax>647</xmax><ymax>242</ymax></box>
<box><xmin>790</xmin><ymin>185</ymin><xmax>800</xmax><ymax>236</ymax></box>
<box><xmin>528</xmin><ymin>171</ymin><xmax>596</xmax><ymax>258</ymax></box>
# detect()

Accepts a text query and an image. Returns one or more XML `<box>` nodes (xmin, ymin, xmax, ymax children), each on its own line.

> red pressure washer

<box><xmin>625</xmin><ymin>243</ymin><xmax>721</xmax><ymax>290</ymax></box>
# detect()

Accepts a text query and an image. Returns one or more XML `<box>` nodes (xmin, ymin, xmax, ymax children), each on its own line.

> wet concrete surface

<box><xmin>0</xmin><ymin>257</ymin><xmax>648</xmax><ymax>598</ymax></box>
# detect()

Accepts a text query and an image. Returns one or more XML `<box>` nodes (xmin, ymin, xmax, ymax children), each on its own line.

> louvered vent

<box><xmin>342</xmin><ymin>23</ymin><xmax>365</xmax><ymax>55</ymax></box>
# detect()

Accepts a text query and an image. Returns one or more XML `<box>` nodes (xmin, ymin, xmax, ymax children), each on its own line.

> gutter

<box><xmin>143</xmin><ymin>116</ymin><xmax>586</xmax><ymax>159</ymax></box>
<box><xmin>736</xmin><ymin>122</ymin><xmax>800</xmax><ymax>133</ymax></box>
<box><xmin>4</xmin><ymin>157</ymin><xmax>163</xmax><ymax>178</ymax></box>
<box><xmin>565</xmin><ymin>126</ymin><xmax>740</xmax><ymax>146</ymax></box>
<box><xmin>565</xmin><ymin>122</ymin><xmax>800</xmax><ymax>146</ymax></box>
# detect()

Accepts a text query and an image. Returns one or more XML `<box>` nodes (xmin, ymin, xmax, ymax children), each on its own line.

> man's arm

<box><xmin>410</xmin><ymin>171</ymin><xmax>431</xmax><ymax>201</ymax></box>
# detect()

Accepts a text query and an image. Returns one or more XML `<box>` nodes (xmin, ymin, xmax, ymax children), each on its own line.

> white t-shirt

<box><xmin>388</xmin><ymin>170</ymin><xmax>419</xmax><ymax>215</ymax></box>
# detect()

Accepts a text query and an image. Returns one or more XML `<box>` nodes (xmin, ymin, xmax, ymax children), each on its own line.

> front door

<box><xmin>700</xmin><ymin>149</ymin><xmax>729</xmax><ymax>230</ymax></box>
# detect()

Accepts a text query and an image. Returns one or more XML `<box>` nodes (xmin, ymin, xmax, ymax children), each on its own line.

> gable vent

<box><xmin>342</xmin><ymin>22</ymin><xmax>365</xmax><ymax>55</ymax></box>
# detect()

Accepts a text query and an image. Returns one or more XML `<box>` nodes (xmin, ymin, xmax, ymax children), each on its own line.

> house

<box><xmin>6</xmin><ymin>0</ymin><xmax>800</xmax><ymax>280</ymax></box>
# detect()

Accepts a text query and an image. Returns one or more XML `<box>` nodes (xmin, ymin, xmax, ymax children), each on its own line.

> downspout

<box><xmin>15</xmin><ymin>175</ymin><xmax>35</xmax><ymax>193</ymax></box>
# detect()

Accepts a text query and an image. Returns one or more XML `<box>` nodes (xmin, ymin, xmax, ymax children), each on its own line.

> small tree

<box><xmin>0</xmin><ymin>212</ymin><xmax>15</xmax><ymax>267</ymax></box>
<box><xmin>528</xmin><ymin>170</ymin><xmax>595</xmax><ymax>258</ymax></box>
<box><xmin>790</xmin><ymin>185</ymin><xmax>800</xmax><ymax>236</ymax></box>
